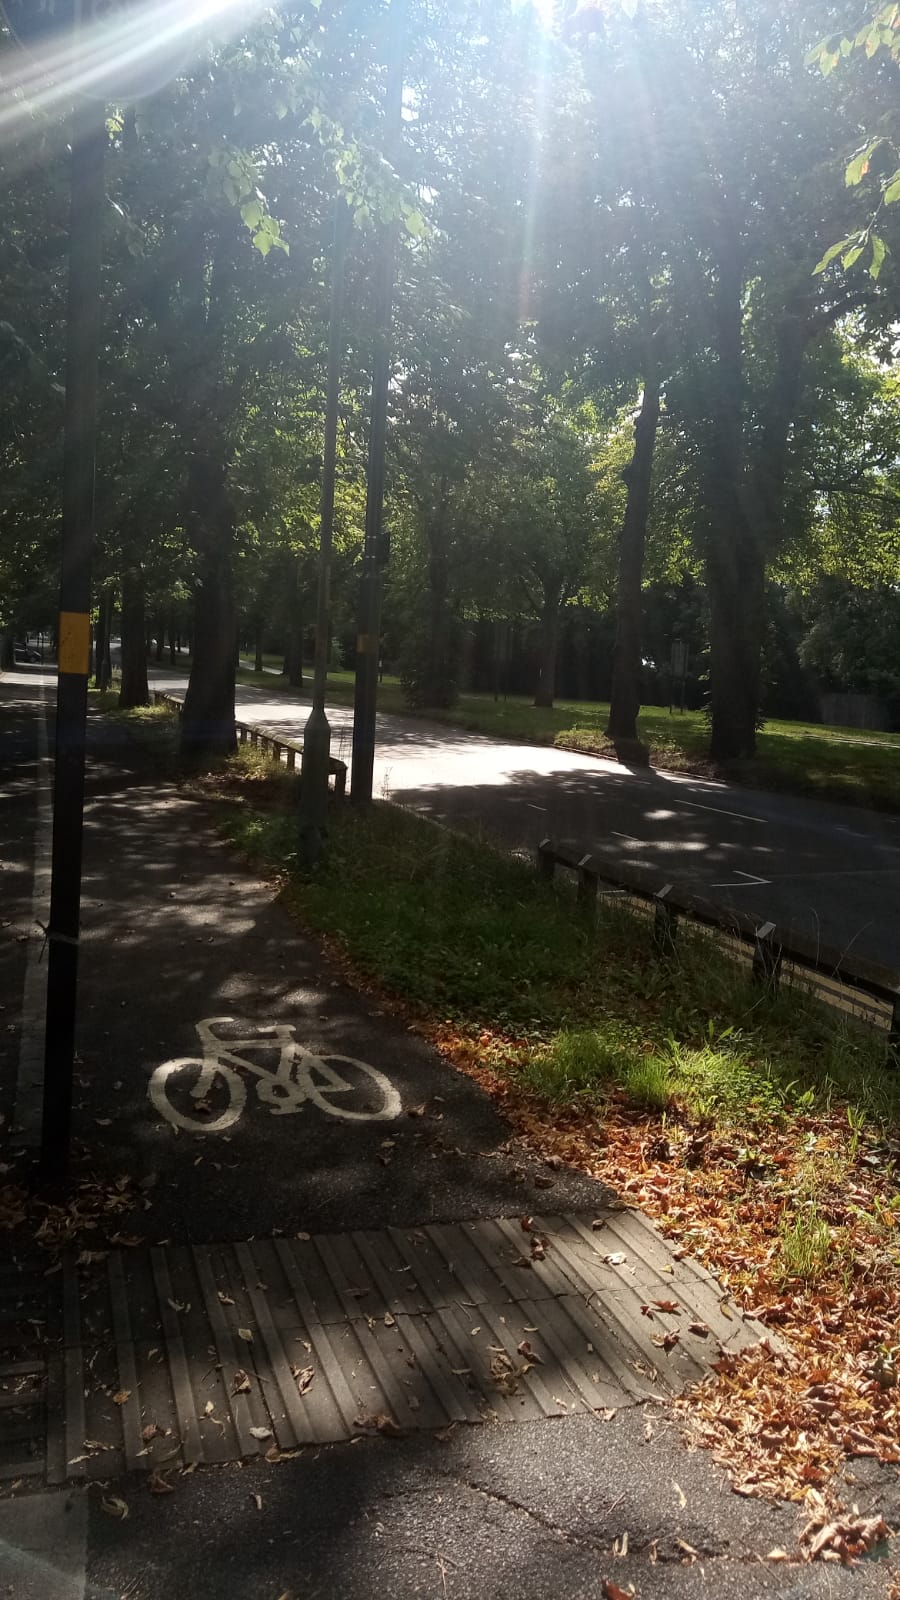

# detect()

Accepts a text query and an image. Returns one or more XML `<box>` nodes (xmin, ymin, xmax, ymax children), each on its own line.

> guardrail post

<box><xmin>653</xmin><ymin>884</ymin><xmax>678</xmax><ymax>955</ymax></box>
<box><xmin>537</xmin><ymin>839</ymin><xmax>555</xmax><ymax>884</ymax></box>
<box><xmin>577</xmin><ymin>853</ymin><xmax>598</xmax><ymax>910</ymax></box>
<box><xmin>752</xmin><ymin>921</ymin><xmax>783</xmax><ymax>993</ymax></box>
<box><xmin>889</xmin><ymin>991</ymin><xmax>900</xmax><ymax>1069</ymax></box>
<box><xmin>333</xmin><ymin>763</ymin><xmax>347</xmax><ymax>800</ymax></box>
<box><xmin>286</xmin><ymin>747</ymin><xmax>297</xmax><ymax>771</ymax></box>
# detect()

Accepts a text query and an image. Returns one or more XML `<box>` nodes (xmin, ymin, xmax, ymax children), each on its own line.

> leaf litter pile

<box><xmin>426</xmin><ymin>1023</ymin><xmax>900</xmax><ymax>1549</ymax></box>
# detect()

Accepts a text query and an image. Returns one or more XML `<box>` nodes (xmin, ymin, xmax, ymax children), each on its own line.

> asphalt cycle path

<box><xmin>2</xmin><ymin>671</ymin><xmax>898</xmax><ymax>1600</ymax></box>
<box><xmin>151</xmin><ymin>665</ymin><xmax>900</xmax><ymax>972</ymax></box>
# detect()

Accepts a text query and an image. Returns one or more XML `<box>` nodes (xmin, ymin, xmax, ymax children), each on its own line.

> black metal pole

<box><xmin>350</xmin><ymin>0</ymin><xmax>406</xmax><ymax>804</ymax></box>
<box><xmin>39</xmin><ymin>94</ymin><xmax>105</xmax><ymax>1180</ymax></box>
<box><xmin>298</xmin><ymin>197</ymin><xmax>348</xmax><ymax>862</ymax></box>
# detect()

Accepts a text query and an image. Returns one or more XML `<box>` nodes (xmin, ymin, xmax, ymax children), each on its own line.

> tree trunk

<box><xmin>254</xmin><ymin>617</ymin><xmax>264</xmax><ymax>675</ymax></box>
<box><xmin>706</xmin><ymin>537</ymin><xmax>765</xmax><ymax>760</ymax></box>
<box><xmin>285</xmin><ymin>570</ymin><xmax>304</xmax><ymax>687</ymax></box>
<box><xmin>0</xmin><ymin>631</ymin><xmax>14</xmax><ymax>670</ymax></box>
<box><xmin>423</xmin><ymin>486</ymin><xmax>457</xmax><ymax>708</ymax></box>
<box><xmin>607</xmin><ymin>370</ymin><xmax>661</xmax><ymax>741</ymax></box>
<box><xmin>168</xmin><ymin>611</ymin><xmax>177</xmax><ymax>667</ymax></box>
<box><xmin>154</xmin><ymin>619</ymin><xmax>165</xmax><ymax>663</ymax></box>
<box><xmin>180</xmin><ymin>444</ymin><xmax>237</xmax><ymax>759</ymax></box>
<box><xmin>533</xmin><ymin>589</ymin><xmax>560</xmax><ymax>709</ymax></box>
<box><xmin>704</xmin><ymin>221</ymin><xmax>764</xmax><ymax>761</ymax></box>
<box><xmin>119</xmin><ymin>568</ymin><xmax>150</xmax><ymax>708</ymax></box>
<box><xmin>94</xmin><ymin>588</ymin><xmax>113</xmax><ymax>690</ymax></box>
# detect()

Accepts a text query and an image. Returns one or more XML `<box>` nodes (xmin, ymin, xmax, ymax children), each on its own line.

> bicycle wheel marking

<box><xmin>149</xmin><ymin>1019</ymin><xmax>401</xmax><ymax>1132</ymax></box>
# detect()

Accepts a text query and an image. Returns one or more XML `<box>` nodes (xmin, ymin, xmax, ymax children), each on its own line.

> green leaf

<box><xmin>842</xmin><ymin>242</ymin><xmax>865</xmax><ymax>269</ymax></box>
<box><xmin>240</xmin><ymin>200</ymin><xmax>263</xmax><ymax>229</ymax></box>
<box><xmin>812</xmin><ymin>239</ymin><xmax>847</xmax><ymax>274</ymax></box>
<box><xmin>869</xmin><ymin>234</ymin><xmax>887</xmax><ymax>279</ymax></box>
<box><xmin>252</xmin><ymin>229</ymin><xmax>273</xmax><ymax>257</ymax></box>
<box><xmin>404</xmin><ymin>208</ymin><xmax>426</xmax><ymax>239</ymax></box>
<box><xmin>845</xmin><ymin>143</ymin><xmax>876</xmax><ymax>187</ymax></box>
<box><xmin>884</xmin><ymin>171</ymin><xmax>900</xmax><ymax>205</ymax></box>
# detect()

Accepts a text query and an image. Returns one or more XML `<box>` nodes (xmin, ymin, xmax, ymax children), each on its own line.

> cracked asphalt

<box><xmin>83</xmin><ymin>1411</ymin><xmax>899</xmax><ymax>1599</ymax></box>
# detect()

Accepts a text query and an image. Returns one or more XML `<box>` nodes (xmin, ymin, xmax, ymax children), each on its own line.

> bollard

<box><xmin>889</xmin><ymin>991</ymin><xmax>900</xmax><ymax>1069</ymax></box>
<box><xmin>653</xmin><ymin>884</ymin><xmax>678</xmax><ymax>955</ymax></box>
<box><xmin>537</xmin><ymin>839</ymin><xmax>555</xmax><ymax>883</ymax></box>
<box><xmin>752</xmin><ymin>921</ymin><xmax>783</xmax><ymax>992</ymax></box>
<box><xmin>577</xmin><ymin>853</ymin><xmax>598</xmax><ymax>910</ymax></box>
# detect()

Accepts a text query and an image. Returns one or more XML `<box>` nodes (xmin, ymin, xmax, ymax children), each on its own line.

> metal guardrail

<box><xmin>537</xmin><ymin>836</ymin><xmax>900</xmax><ymax>1062</ymax></box>
<box><xmin>150</xmin><ymin>691</ymin><xmax>348</xmax><ymax>798</ymax></box>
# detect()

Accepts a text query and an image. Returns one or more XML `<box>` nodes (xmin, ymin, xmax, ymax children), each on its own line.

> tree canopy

<box><xmin>1</xmin><ymin>0</ymin><xmax>899</xmax><ymax>747</ymax></box>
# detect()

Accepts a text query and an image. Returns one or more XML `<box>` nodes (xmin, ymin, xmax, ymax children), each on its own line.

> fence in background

<box><xmin>537</xmin><ymin>836</ymin><xmax>900</xmax><ymax>1063</ymax></box>
<box><xmin>149</xmin><ymin>690</ymin><xmax>348</xmax><ymax>797</ymax></box>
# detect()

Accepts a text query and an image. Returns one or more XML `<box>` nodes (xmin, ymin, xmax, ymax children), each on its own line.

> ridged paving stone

<box><xmin>0</xmin><ymin>1209</ymin><xmax>773</xmax><ymax>1484</ymax></box>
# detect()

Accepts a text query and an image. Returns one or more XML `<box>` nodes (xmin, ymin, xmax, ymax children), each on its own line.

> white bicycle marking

<box><xmin>149</xmin><ymin>1017</ymin><xmax>402</xmax><ymax>1132</ymax></box>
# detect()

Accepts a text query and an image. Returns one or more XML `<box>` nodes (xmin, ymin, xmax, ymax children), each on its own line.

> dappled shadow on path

<box><xmin>66</xmin><ymin>724</ymin><xmax>609</xmax><ymax>1244</ymax></box>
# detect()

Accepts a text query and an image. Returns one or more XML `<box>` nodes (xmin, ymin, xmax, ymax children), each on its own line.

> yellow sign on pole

<box><xmin>58</xmin><ymin>610</ymin><xmax>91</xmax><ymax>676</ymax></box>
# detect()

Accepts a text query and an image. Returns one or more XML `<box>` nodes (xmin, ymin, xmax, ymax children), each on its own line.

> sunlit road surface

<box><xmin>150</xmin><ymin>668</ymin><xmax>900</xmax><ymax>969</ymax></box>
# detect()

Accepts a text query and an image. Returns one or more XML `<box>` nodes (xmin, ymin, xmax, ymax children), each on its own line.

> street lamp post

<box><xmin>298</xmin><ymin>198</ymin><xmax>348</xmax><ymax>863</ymax></box>
<box><xmin>350</xmin><ymin>0</ymin><xmax>406</xmax><ymax>805</ymax></box>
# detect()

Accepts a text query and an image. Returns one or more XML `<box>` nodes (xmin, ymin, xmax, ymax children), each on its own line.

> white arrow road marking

<box><xmin>710</xmin><ymin>869</ymin><xmax>771</xmax><ymax>888</ymax></box>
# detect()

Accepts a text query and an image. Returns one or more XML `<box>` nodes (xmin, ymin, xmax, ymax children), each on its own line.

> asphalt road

<box><xmin>153</xmin><ymin>667</ymin><xmax>900</xmax><ymax>971</ymax></box>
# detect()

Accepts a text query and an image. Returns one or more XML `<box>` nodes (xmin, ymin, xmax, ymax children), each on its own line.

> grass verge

<box><xmin>208</xmin><ymin>753</ymin><xmax>900</xmax><ymax>1510</ymax></box>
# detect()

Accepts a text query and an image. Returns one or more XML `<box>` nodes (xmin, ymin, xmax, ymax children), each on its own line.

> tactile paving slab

<box><xmin>0</xmin><ymin>1208</ymin><xmax>771</xmax><ymax>1484</ymax></box>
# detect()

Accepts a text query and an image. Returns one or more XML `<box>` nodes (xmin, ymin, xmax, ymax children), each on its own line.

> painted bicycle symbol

<box><xmin>149</xmin><ymin>1017</ymin><xmax>402</xmax><ymax>1133</ymax></box>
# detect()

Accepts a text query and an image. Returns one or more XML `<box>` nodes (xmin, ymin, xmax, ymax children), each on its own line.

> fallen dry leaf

<box><xmin>217</xmin><ymin>1290</ymin><xmax>235</xmax><ymax>1306</ymax></box>
<box><xmin>232</xmin><ymin>1369</ymin><xmax>252</xmax><ymax>1395</ymax></box>
<box><xmin>99</xmin><ymin>1495</ymin><xmax>129</xmax><ymax>1519</ymax></box>
<box><xmin>148</xmin><ymin>1470</ymin><xmax>174</xmax><ymax>1495</ymax></box>
<box><xmin>250</xmin><ymin>1425</ymin><xmax>273</xmax><ymax>1440</ymax></box>
<box><xmin>237</xmin><ymin>1327</ymin><xmax>253</xmax><ymax>1343</ymax></box>
<box><xmin>801</xmin><ymin>1512</ymin><xmax>890</xmax><ymax>1563</ymax></box>
<box><xmin>353</xmin><ymin>1411</ymin><xmax>402</xmax><ymax>1438</ymax></box>
<box><xmin>111</xmin><ymin>1389</ymin><xmax>131</xmax><ymax>1406</ymax></box>
<box><xmin>291</xmin><ymin>1365</ymin><xmax>314</xmax><ymax>1395</ymax></box>
<box><xmin>516</xmin><ymin>1339</ymin><xmax>543</xmax><ymax>1365</ymax></box>
<box><xmin>601</xmin><ymin>1580</ymin><xmax>634</xmax><ymax>1600</ymax></box>
<box><xmin>141</xmin><ymin>1422</ymin><xmax>164</xmax><ymax>1443</ymax></box>
<box><xmin>652</xmin><ymin>1331</ymin><xmax>680</xmax><ymax>1353</ymax></box>
<box><xmin>265</xmin><ymin>1445</ymin><xmax>300</xmax><ymax>1462</ymax></box>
